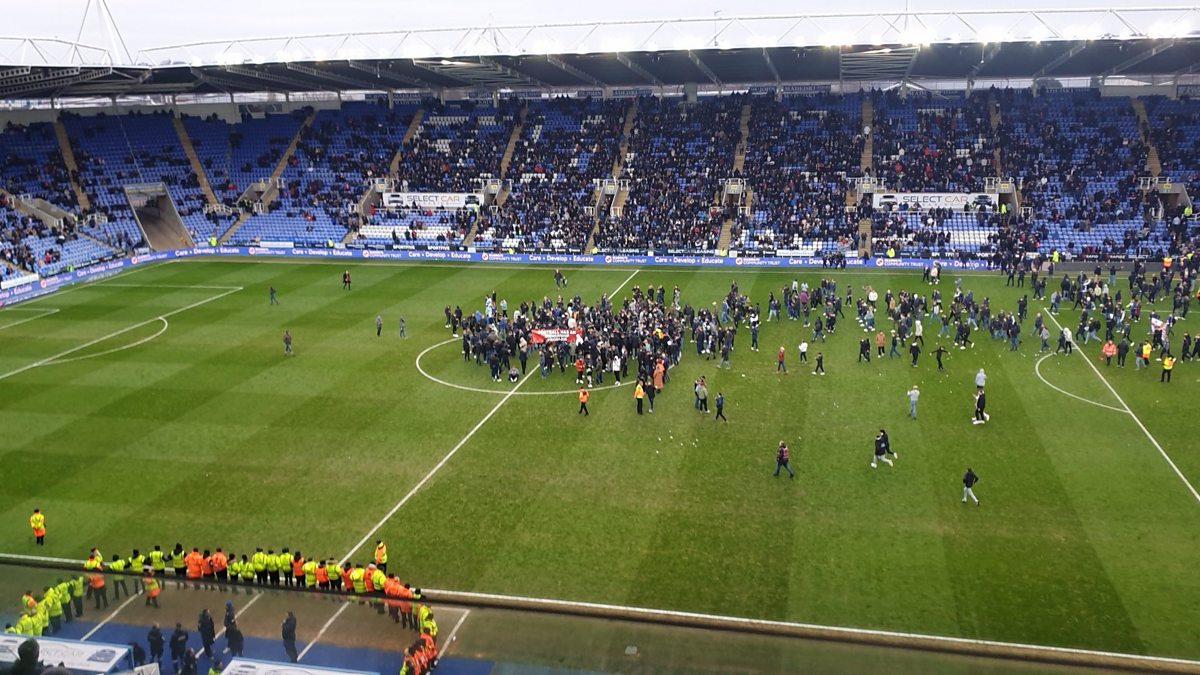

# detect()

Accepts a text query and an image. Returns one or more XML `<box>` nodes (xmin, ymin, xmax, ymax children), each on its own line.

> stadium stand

<box><xmin>734</xmin><ymin>93</ymin><xmax>865</xmax><ymax>253</ymax></box>
<box><xmin>2</xmin><ymin>86</ymin><xmax>1193</xmax><ymax>272</ymax></box>
<box><xmin>475</xmin><ymin>97</ymin><xmax>626</xmax><ymax>252</ymax></box>
<box><xmin>998</xmin><ymin>89</ymin><xmax>1159</xmax><ymax>259</ymax></box>
<box><xmin>594</xmin><ymin>95</ymin><xmax>741</xmax><ymax>252</ymax></box>
<box><xmin>870</xmin><ymin>89</ymin><xmax>995</xmax><ymax>193</ymax></box>
<box><xmin>0</xmin><ymin>122</ymin><xmax>79</xmax><ymax>210</ymax></box>
<box><xmin>393</xmin><ymin>99</ymin><xmax>517</xmax><ymax>192</ymax></box>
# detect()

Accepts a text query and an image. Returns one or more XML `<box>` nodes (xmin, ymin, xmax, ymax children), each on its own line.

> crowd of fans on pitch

<box><xmin>451</xmin><ymin>280</ymin><xmax>687</xmax><ymax>391</ymax></box>
<box><xmin>3</xmin><ymin>87</ymin><xmax>1200</xmax><ymax>279</ymax></box>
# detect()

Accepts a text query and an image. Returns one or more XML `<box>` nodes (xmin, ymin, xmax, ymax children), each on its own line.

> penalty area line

<box><xmin>0</xmin><ymin>287</ymin><xmax>241</xmax><ymax>382</ymax></box>
<box><xmin>1042</xmin><ymin>311</ymin><xmax>1200</xmax><ymax>506</ymax></box>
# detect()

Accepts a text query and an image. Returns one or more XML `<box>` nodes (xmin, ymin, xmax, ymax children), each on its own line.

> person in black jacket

<box><xmin>169</xmin><ymin>623</ymin><xmax>188</xmax><ymax>673</ymax></box>
<box><xmin>226</xmin><ymin>620</ymin><xmax>245</xmax><ymax>657</ymax></box>
<box><xmin>962</xmin><ymin>467</ymin><xmax>980</xmax><ymax>504</ymax></box>
<box><xmin>973</xmin><ymin>390</ymin><xmax>989</xmax><ymax>425</ymax></box>
<box><xmin>129</xmin><ymin>641</ymin><xmax>146</xmax><ymax>667</ymax></box>
<box><xmin>282</xmin><ymin>611</ymin><xmax>299</xmax><ymax>663</ymax></box>
<box><xmin>180</xmin><ymin>648</ymin><xmax>198</xmax><ymax>675</ymax></box>
<box><xmin>147</xmin><ymin>624</ymin><xmax>164</xmax><ymax>664</ymax></box>
<box><xmin>198</xmin><ymin>609</ymin><xmax>216</xmax><ymax>659</ymax></box>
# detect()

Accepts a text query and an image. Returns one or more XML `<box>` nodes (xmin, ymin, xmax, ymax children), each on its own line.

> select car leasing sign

<box><xmin>872</xmin><ymin>193</ymin><xmax>994</xmax><ymax>209</ymax></box>
<box><xmin>380</xmin><ymin>192</ymin><xmax>481</xmax><ymax>210</ymax></box>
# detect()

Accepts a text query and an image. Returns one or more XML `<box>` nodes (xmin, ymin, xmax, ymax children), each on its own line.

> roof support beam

<box><xmin>1032</xmin><ymin>43</ymin><xmax>1086</xmax><ymax>80</ymax></box>
<box><xmin>0</xmin><ymin>66</ymin><xmax>32</xmax><ymax>81</ymax></box>
<box><xmin>760</xmin><ymin>49</ymin><xmax>780</xmax><ymax>84</ymax></box>
<box><xmin>285</xmin><ymin>62</ymin><xmax>378</xmax><ymax>89</ymax></box>
<box><xmin>687</xmin><ymin>50</ymin><xmax>721</xmax><ymax>86</ymax></box>
<box><xmin>220</xmin><ymin>65</ymin><xmax>316</xmax><ymax>90</ymax></box>
<box><xmin>967</xmin><ymin>43</ymin><xmax>1003</xmax><ymax>81</ymax></box>
<box><xmin>478</xmin><ymin>56</ymin><xmax>550</xmax><ymax>88</ymax></box>
<box><xmin>1100</xmin><ymin>40</ymin><xmax>1175</xmax><ymax>78</ymax></box>
<box><xmin>345</xmin><ymin>60</ymin><xmax>435</xmax><ymax>89</ymax></box>
<box><xmin>615</xmin><ymin>53</ymin><xmax>662</xmax><ymax>86</ymax></box>
<box><xmin>408</xmin><ymin>59</ymin><xmax>471</xmax><ymax>86</ymax></box>
<box><xmin>190</xmin><ymin>68</ymin><xmax>242</xmax><ymax>93</ymax></box>
<box><xmin>1170</xmin><ymin>61</ymin><xmax>1200</xmax><ymax>81</ymax></box>
<box><xmin>546</xmin><ymin>55</ymin><xmax>604</xmax><ymax>87</ymax></box>
<box><xmin>0</xmin><ymin>67</ymin><xmax>111</xmax><ymax>97</ymax></box>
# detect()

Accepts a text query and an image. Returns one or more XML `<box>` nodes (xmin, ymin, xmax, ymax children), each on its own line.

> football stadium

<box><xmin>2</xmin><ymin>1</ymin><xmax>1200</xmax><ymax>673</ymax></box>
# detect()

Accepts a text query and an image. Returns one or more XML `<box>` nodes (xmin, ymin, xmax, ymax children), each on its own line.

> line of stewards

<box><xmin>6</xmin><ymin>578</ymin><xmax>82</xmax><ymax>637</ymax></box>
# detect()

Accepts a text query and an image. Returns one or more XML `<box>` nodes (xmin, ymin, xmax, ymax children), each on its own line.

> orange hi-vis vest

<box><xmin>185</xmin><ymin>551</ymin><xmax>203</xmax><ymax>578</ymax></box>
<box><xmin>291</xmin><ymin>557</ymin><xmax>305</xmax><ymax>578</ymax></box>
<box><xmin>578</xmin><ymin>388</ymin><xmax>589</xmax><ymax>403</ymax></box>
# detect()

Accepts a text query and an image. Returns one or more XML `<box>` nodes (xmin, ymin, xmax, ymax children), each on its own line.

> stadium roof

<box><xmin>1</xmin><ymin>6</ymin><xmax>1199</xmax><ymax>99</ymax></box>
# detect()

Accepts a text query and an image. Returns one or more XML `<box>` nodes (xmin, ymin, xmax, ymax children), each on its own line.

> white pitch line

<box><xmin>340</xmin><ymin>366</ymin><xmax>540</xmax><ymax>565</ymax></box>
<box><xmin>438</xmin><ymin>608</ymin><xmax>471</xmax><ymax>659</ymax></box>
<box><xmin>340</xmin><ymin>268</ymin><xmax>640</xmax><ymax>565</ymax></box>
<box><xmin>1033</xmin><ymin>353</ymin><xmax>1125</xmax><ymax>413</ymax></box>
<box><xmin>0</xmin><ymin>287</ymin><xmax>241</xmax><ymax>383</ymax></box>
<box><xmin>296</xmin><ymin>602</ymin><xmax>350</xmax><ymax>661</ymax></box>
<box><xmin>1042</xmin><ymin>311</ymin><xmax>1200</xmax><ymax>505</ymax></box>
<box><xmin>81</xmin><ymin>592</ymin><xmax>142</xmax><ymax>640</ymax></box>
<box><xmin>0</xmin><ymin>307</ymin><xmax>59</xmax><ymax>330</ymax></box>
<box><xmin>45</xmin><ymin>317</ymin><xmax>168</xmax><ymax>366</ymax></box>
<box><xmin>414</xmin><ymin>337</ymin><xmax>633</xmax><ymax>397</ymax></box>
<box><xmin>0</xmin><ymin>259</ymin><xmax>165</xmax><ymax>309</ymax></box>
<box><xmin>429</xmin><ymin>589</ymin><xmax>1200</xmax><ymax>670</ymax></box>
<box><xmin>101</xmin><ymin>283</ymin><xmax>244</xmax><ymax>290</ymax></box>
<box><xmin>78</xmin><ymin>574</ymin><xmax>265</xmax><ymax>643</ymax></box>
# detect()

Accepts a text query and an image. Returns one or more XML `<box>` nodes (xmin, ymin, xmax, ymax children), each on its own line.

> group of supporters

<box><xmin>455</xmin><ymin>282</ymin><xmax>688</xmax><ymax>389</ymax></box>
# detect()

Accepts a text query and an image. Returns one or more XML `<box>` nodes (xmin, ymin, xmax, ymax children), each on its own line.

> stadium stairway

<box><xmin>1131</xmin><ymin>98</ymin><xmax>1163</xmax><ymax>177</ymax></box>
<box><xmin>389</xmin><ymin>107</ymin><xmax>425</xmax><ymax>178</ymax></box>
<box><xmin>348</xmin><ymin>107</ymin><xmax>427</xmax><ymax>244</ymax></box>
<box><xmin>988</xmin><ymin>91</ymin><xmax>1004</xmax><ymax>175</ymax></box>
<box><xmin>172</xmin><ymin>114</ymin><xmax>219</xmax><ymax>206</ymax></box>
<box><xmin>220</xmin><ymin>109</ymin><xmax>316</xmax><ymax>244</ymax></box>
<box><xmin>463</xmin><ymin>106</ymin><xmax>526</xmax><ymax>246</ymax></box>
<box><xmin>717</xmin><ymin>102</ymin><xmax>753</xmax><ymax>252</ymax></box>
<box><xmin>610</xmin><ymin>99</ymin><xmax>637</xmax><ymax>178</ymax></box>
<box><xmin>583</xmin><ymin>99</ymin><xmax>638</xmax><ymax>253</ymax></box>
<box><xmin>498</xmin><ymin>104</ymin><xmax>527</xmax><ymax>181</ymax></box>
<box><xmin>859</xmin><ymin>96</ymin><xmax>874</xmax><ymax>174</ymax></box>
<box><xmin>732</xmin><ymin>102</ymin><xmax>751</xmax><ymax>174</ymax></box>
<box><xmin>53</xmin><ymin>120</ymin><xmax>91</xmax><ymax>212</ymax></box>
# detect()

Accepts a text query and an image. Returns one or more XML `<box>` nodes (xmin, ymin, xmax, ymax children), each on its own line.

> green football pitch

<box><xmin>1</xmin><ymin>258</ymin><xmax>1199</xmax><ymax>662</ymax></box>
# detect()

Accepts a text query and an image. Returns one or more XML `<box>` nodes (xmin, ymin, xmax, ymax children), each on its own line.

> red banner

<box><xmin>530</xmin><ymin>328</ymin><xmax>582</xmax><ymax>344</ymax></box>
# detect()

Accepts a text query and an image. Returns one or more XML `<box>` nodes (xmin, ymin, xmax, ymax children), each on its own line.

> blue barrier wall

<box><xmin>0</xmin><ymin>246</ymin><xmax>990</xmax><ymax>307</ymax></box>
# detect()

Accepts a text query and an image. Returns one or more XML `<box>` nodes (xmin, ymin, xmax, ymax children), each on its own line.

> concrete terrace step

<box><xmin>173</xmin><ymin>115</ymin><xmax>220</xmax><ymax>206</ymax></box>
<box><xmin>53</xmin><ymin>119</ymin><xmax>91</xmax><ymax>212</ymax></box>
